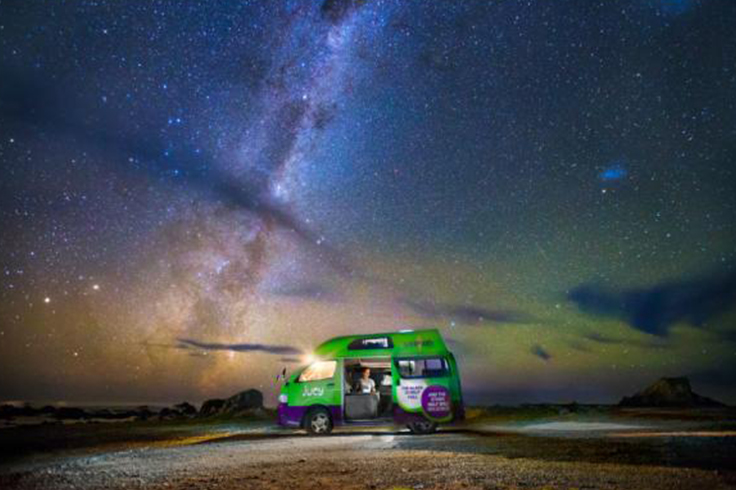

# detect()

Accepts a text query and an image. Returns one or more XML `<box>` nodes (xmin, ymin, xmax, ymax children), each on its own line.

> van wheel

<box><xmin>407</xmin><ymin>420</ymin><xmax>437</xmax><ymax>434</ymax></box>
<box><xmin>305</xmin><ymin>408</ymin><xmax>333</xmax><ymax>435</ymax></box>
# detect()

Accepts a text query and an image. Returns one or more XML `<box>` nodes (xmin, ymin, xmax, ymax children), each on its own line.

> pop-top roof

<box><xmin>313</xmin><ymin>328</ymin><xmax>450</xmax><ymax>359</ymax></box>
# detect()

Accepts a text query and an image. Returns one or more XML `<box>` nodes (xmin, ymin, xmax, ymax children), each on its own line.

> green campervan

<box><xmin>277</xmin><ymin>329</ymin><xmax>464</xmax><ymax>435</ymax></box>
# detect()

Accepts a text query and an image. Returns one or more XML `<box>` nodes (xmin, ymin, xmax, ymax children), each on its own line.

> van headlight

<box><xmin>278</xmin><ymin>394</ymin><xmax>288</xmax><ymax>404</ymax></box>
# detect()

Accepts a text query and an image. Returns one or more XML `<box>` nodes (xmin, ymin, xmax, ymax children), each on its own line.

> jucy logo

<box><xmin>302</xmin><ymin>386</ymin><xmax>325</xmax><ymax>397</ymax></box>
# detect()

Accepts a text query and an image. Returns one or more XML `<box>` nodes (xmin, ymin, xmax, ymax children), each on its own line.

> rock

<box><xmin>158</xmin><ymin>407</ymin><xmax>181</xmax><ymax>420</ymax></box>
<box><xmin>135</xmin><ymin>406</ymin><xmax>155</xmax><ymax>420</ymax></box>
<box><xmin>198</xmin><ymin>389</ymin><xmax>264</xmax><ymax>417</ymax></box>
<box><xmin>54</xmin><ymin>407</ymin><xmax>89</xmax><ymax>420</ymax></box>
<box><xmin>199</xmin><ymin>399</ymin><xmax>225</xmax><ymax>417</ymax></box>
<box><xmin>91</xmin><ymin>408</ymin><xmax>141</xmax><ymax>420</ymax></box>
<box><xmin>619</xmin><ymin>377</ymin><xmax>725</xmax><ymax>408</ymax></box>
<box><xmin>19</xmin><ymin>403</ymin><xmax>39</xmax><ymax>416</ymax></box>
<box><xmin>174</xmin><ymin>402</ymin><xmax>197</xmax><ymax>417</ymax></box>
<box><xmin>221</xmin><ymin>389</ymin><xmax>264</xmax><ymax>415</ymax></box>
<box><xmin>93</xmin><ymin>409</ymin><xmax>114</xmax><ymax>419</ymax></box>
<box><xmin>0</xmin><ymin>404</ymin><xmax>19</xmax><ymax>419</ymax></box>
<box><xmin>558</xmin><ymin>401</ymin><xmax>579</xmax><ymax>415</ymax></box>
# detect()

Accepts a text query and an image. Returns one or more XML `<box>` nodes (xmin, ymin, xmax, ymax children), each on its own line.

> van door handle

<box><xmin>326</xmin><ymin>383</ymin><xmax>335</xmax><ymax>387</ymax></box>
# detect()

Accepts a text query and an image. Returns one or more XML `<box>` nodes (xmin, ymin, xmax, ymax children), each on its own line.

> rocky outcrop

<box><xmin>619</xmin><ymin>377</ymin><xmax>725</xmax><ymax>408</ymax></box>
<box><xmin>199</xmin><ymin>390</ymin><xmax>264</xmax><ymax>417</ymax></box>
<box><xmin>0</xmin><ymin>389</ymin><xmax>266</xmax><ymax>423</ymax></box>
<box><xmin>54</xmin><ymin>407</ymin><xmax>88</xmax><ymax>420</ymax></box>
<box><xmin>221</xmin><ymin>389</ymin><xmax>264</xmax><ymax>415</ymax></box>
<box><xmin>199</xmin><ymin>399</ymin><xmax>225</xmax><ymax>417</ymax></box>
<box><xmin>157</xmin><ymin>407</ymin><xmax>180</xmax><ymax>420</ymax></box>
<box><xmin>173</xmin><ymin>402</ymin><xmax>197</xmax><ymax>417</ymax></box>
<box><xmin>0</xmin><ymin>404</ymin><xmax>155</xmax><ymax>421</ymax></box>
<box><xmin>135</xmin><ymin>406</ymin><xmax>155</xmax><ymax>420</ymax></box>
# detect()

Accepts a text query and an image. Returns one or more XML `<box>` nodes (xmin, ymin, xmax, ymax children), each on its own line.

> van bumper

<box><xmin>277</xmin><ymin>403</ymin><xmax>302</xmax><ymax>427</ymax></box>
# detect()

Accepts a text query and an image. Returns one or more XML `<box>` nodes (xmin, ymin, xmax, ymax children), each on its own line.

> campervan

<box><xmin>277</xmin><ymin>329</ymin><xmax>464</xmax><ymax>435</ymax></box>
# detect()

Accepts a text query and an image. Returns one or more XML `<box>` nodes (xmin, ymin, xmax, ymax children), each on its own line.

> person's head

<box><xmin>361</xmin><ymin>367</ymin><xmax>371</xmax><ymax>379</ymax></box>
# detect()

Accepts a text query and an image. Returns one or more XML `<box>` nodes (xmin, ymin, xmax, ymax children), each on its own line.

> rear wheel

<box><xmin>407</xmin><ymin>419</ymin><xmax>437</xmax><ymax>434</ymax></box>
<box><xmin>305</xmin><ymin>407</ymin><xmax>333</xmax><ymax>435</ymax></box>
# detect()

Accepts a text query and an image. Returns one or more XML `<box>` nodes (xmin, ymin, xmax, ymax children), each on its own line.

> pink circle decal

<box><xmin>421</xmin><ymin>385</ymin><xmax>451</xmax><ymax>419</ymax></box>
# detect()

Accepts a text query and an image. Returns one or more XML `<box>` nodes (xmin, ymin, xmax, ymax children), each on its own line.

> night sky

<box><xmin>1</xmin><ymin>0</ymin><xmax>735</xmax><ymax>406</ymax></box>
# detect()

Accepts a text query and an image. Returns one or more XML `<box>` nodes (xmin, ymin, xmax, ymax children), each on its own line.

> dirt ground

<box><xmin>1</xmin><ymin>412</ymin><xmax>735</xmax><ymax>489</ymax></box>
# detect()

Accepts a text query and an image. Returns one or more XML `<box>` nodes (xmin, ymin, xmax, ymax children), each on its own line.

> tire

<box><xmin>305</xmin><ymin>407</ymin><xmax>333</xmax><ymax>435</ymax></box>
<box><xmin>407</xmin><ymin>419</ymin><xmax>437</xmax><ymax>435</ymax></box>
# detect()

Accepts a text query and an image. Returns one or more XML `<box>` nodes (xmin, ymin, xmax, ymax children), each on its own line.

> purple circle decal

<box><xmin>421</xmin><ymin>385</ymin><xmax>451</xmax><ymax>419</ymax></box>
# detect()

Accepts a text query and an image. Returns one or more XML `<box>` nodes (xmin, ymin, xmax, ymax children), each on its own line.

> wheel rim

<box><xmin>311</xmin><ymin>413</ymin><xmax>329</xmax><ymax>433</ymax></box>
<box><xmin>414</xmin><ymin>421</ymin><xmax>433</xmax><ymax>432</ymax></box>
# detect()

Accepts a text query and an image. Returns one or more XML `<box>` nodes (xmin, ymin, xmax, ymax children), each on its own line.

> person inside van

<box><xmin>344</xmin><ymin>369</ymin><xmax>353</xmax><ymax>394</ymax></box>
<box><xmin>355</xmin><ymin>367</ymin><xmax>376</xmax><ymax>394</ymax></box>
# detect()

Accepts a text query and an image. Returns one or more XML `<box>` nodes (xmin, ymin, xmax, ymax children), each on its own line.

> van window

<box><xmin>396</xmin><ymin>357</ymin><xmax>449</xmax><ymax>378</ymax></box>
<box><xmin>298</xmin><ymin>360</ymin><xmax>336</xmax><ymax>382</ymax></box>
<box><xmin>348</xmin><ymin>336</ymin><xmax>393</xmax><ymax>350</ymax></box>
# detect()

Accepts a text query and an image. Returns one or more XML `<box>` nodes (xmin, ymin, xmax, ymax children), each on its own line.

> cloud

<box><xmin>268</xmin><ymin>282</ymin><xmax>340</xmax><ymax>301</ymax></box>
<box><xmin>531</xmin><ymin>345</ymin><xmax>552</xmax><ymax>362</ymax></box>
<box><xmin>403</xmin><ymin>299</ymin><xmax>527</xmax><ymax>326</ymax></box>
<box><xmin>568</xmin><ymin>270</ymin><xmax>736</xmax><ymax>337</ymax></box>
<box><xmin>581</xmin><ymin>332</ymin><xmax>667</xmax><ymax>350</ymax></box>
<box><xmin>177</xmin><ymin>338</ymin><xmax>303</xmax><ymax>356</ymax></box>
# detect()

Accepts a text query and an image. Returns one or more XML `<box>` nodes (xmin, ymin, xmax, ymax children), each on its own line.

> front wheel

<box><xmin>305</xmin><ymin>407</ymin><xmax>333</xmax><ymax>435</ymax></box>
<box><xmin>407</xmin><ymin>420</ymin><xmax>437</xmax><ymax>434</ymax></box>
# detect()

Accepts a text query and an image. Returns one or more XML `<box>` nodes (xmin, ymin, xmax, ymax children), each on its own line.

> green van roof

<box><xmin>313</xmin><ymin>328</ymin><xmax>450</xmax><ymax>359</ymax></box>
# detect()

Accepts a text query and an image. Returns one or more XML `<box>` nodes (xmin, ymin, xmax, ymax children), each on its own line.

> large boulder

<box><xmin>158</xmin><ymin>407</ymin><xmax>181</xmax><ymax>420</ymax></box>
<box><xmin>40</xmin><ymin>405</ymin><xmax>58</xmax><ymax>415</ymax></box>
<box><xmin>199</xmin><ymin>399</ymin><xmax>225</xmax><ymax>417</ymax></box>
<box><xmin>619</xmin><ymin>377</ymin><xmax>725</xmax><ymax>408</ymax></box>
<box><xmin>198</xmin><ymin>390</ymin><xmax>264</xmax><ymax>417</ymax></box>
<box><xmin>221</xmin><ymin>389</ymin><xmax>264</xmax><ymax>415</ymax></box>
<box><xmin>174</xmin><ymin>402</ymin><xmax>197</xmax><ymax>417</ymax></box>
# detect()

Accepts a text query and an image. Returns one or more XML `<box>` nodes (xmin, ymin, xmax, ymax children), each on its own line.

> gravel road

<box><xmin>2</xmin><ymin>426</ymin><xmax>735</xmax><ymax>489</ymax></box>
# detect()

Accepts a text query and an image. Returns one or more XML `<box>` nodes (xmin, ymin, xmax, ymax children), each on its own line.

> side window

<box><xmin>396</xmin><ymin>357</ymin><xmax>449</xmax><ymax>378</ymax></box>
<box><xmin>298</xmin><ymin>360</ymin><xmax>336</xmax><ymax>382</ymax></box>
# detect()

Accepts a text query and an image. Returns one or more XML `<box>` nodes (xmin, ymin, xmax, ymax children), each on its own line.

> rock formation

<box><xmin>619</xmin><ymin>377</ymin><xmax>725</xmax><ymax>408</ymax></box>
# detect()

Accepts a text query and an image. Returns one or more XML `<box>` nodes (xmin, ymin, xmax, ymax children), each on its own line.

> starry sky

<box><xmin>1</xmin><ymin>0</ymin><xmax>735</xmax><ymax>406</ymax></box>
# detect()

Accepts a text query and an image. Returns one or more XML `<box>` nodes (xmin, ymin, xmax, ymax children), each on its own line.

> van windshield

<box><xmin>298</xmin><ymin>360</ymin><xmax>336</xmax><ymax>382</ymax></box>
<box><xmin>396</xmin><ymin>357</ymin><xmax>449</xmax><ymax>378</ymax></box>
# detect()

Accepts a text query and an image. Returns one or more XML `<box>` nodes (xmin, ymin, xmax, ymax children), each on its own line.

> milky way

<box><xmin>1</xmin><ymin>0</ymin><xmax>735</xmax><ymax>405</ymax></box>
